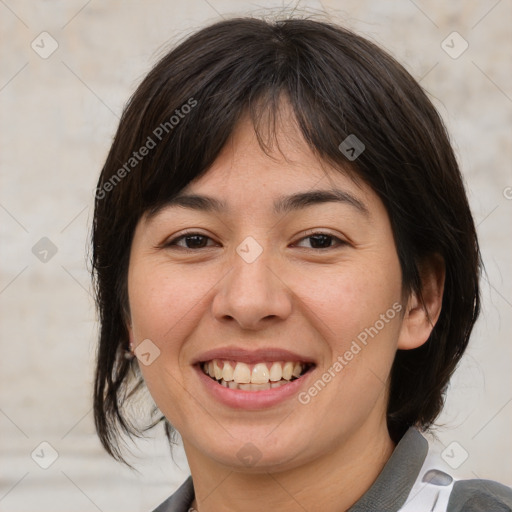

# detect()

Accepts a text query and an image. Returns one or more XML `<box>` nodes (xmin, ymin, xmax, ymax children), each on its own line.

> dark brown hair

<box><xmin>91</xmin><ymin>16</ymin><xmax>481</xmax><ymax>463</ymax></box>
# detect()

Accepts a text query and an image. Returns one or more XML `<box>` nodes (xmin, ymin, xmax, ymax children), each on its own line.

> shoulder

<box><xmin>448</xmin><ymin>478</ymin><xmax>512</xmax><ymax>512</ymax></box>
<box><xmin>151</xmin><ymin>476</ymin><xmax>195</xmax><ymax>512</ymax></box>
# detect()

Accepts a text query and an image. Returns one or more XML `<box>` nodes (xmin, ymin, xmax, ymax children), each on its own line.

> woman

<box><xmin>91</xmin><ymin>16</ymin><xmax>512</xmax><ymax>512</ymax></box>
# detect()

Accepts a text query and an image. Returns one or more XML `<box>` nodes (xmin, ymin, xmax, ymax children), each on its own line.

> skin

<box><xmin>127</xmin><ymin>106</ymin><xmax>445</xmax><ymax>511</ymax></box>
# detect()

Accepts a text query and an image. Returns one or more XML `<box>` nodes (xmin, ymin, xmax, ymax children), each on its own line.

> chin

<box><xmin>198</xmin><ymin>430</ymin><xmax>313</xmax><ymax>473</ymax></box>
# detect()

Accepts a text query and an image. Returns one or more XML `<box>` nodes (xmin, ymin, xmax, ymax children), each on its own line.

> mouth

<box><xmin>199</xmin><ymin>359</ymin><xmax>315</xmax><ymax>391</ymax></box>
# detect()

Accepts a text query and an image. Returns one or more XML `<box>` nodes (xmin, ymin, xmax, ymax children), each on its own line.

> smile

<box><xmin>201</xmin><ymin>359</ymin><xmax>313</xmax><ymax>391</ymax></box>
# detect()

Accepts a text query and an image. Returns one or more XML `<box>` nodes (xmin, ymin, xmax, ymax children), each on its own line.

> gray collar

<box><xmin>348</xmin><ymin>427</ymin><xmax>428</xmax><ymax>511</ymax></box>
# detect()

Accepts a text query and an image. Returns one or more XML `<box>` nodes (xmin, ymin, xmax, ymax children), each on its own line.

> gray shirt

<box><xmin>152</xmin><ymin>428</ymin><xmax>512</xmax><ymax>512</ymax></box>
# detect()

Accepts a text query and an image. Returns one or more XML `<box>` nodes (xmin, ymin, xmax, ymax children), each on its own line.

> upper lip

<box><xmin>192</xmin><ymin>347</ymin><xmax>316</xmax><ymax>365</ymax></box>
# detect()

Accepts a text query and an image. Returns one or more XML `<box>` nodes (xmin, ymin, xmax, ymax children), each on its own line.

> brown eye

<box><xmin>294</xmin><ymin>232</ymin><xmax>346</xmax><ymax>250</ymax></box>
<box><xmin>166</xmin><ymin>233</ymin><xmax>218</xmax><ymax>250</ymax></box>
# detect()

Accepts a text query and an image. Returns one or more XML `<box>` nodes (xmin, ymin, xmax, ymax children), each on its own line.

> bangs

<box><xmin>103</xmin><ymin>17</ymin><xmax>404</xmax><ymax>220</ymax></box>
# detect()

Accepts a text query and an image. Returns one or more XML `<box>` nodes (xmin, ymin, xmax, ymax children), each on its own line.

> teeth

<box><xmin>219</xmin><ymin>379</ymin><xmax>290</xmax><ymax>391</ymax></box>
<box><xmin>222</xmin><ymin>361</ymin><xmax>234</xmax><ymax>381</ymax></box>
<box><xmin>201</xmin><ymin>359</ymin><xmax>311</xmax><ymax>387</ymax></box>
<box><xmin>233</xmin><ymin>362</ymin><xmax>251</xmax><ymax>383</ymax></box>
<box><xmin>269</xmin><ymin>362</ymin><xmax>282</xmax><ymax>381</ymax></box>
<box><xmin>292</xmin><ymin>363</ymin><xmax>303</xmax><ymax>378</ymax></box>
<box><xmin>239</xmin><ymin>382</ymin><xmax>270</xmax><ymax>391</ymax></box>
<box><xmin>213</xmin><ymin>360</ymin><xmax>223</xmax><ymax>380</ymax></box>
<box><xmin>251</xmin><ymin>363</ymin><xmax>270</xmax><ymax>384</ymax></box>
<box><xmin>282</xmin><ymin>362</ymin><xmax>294</xmax><ymax>380</ymax></box>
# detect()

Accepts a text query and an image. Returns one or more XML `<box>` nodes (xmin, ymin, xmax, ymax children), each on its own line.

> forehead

<box><xmin>141</xmin><ymin>106</ymin><xmax>391</xmax><ymax>229</ymax></box>
<box><xmin>175</xmin><ymin>114</ymin><xmax>371</xmax><ymax>210</ymax></box>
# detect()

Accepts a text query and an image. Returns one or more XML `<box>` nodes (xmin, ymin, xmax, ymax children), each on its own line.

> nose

<box><xmin>211</xmin><ymin>245</ymin><xmax>293</xmax><ymax>330</ymax></box>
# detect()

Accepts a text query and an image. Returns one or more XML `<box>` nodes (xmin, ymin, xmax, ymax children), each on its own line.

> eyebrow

<box><xmin>152</xmin><ymin>189</ymin><xmax>369</xmax><ymax>217</ymax></box>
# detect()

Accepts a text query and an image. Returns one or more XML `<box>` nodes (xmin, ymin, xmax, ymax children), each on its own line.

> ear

<box><xmin>397</xmin><ymin>253</ymin><xmax>445</xmax><ymax>350</ymax></box>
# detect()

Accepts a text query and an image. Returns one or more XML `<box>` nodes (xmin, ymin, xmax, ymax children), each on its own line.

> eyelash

<box><xmin>164</xmin><ymin>230</ymin><xmax>347</xmax><ymax>251</ymax></box>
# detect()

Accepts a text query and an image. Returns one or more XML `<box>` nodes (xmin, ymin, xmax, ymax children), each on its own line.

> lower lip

<box><xmin>195</xmin><ymin>365</ymin><xmax>314</xmax><ymax>410</ymax></box>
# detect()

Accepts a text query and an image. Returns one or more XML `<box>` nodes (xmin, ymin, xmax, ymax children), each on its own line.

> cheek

<box><xmin>128</xmin><ymin>262</ymin><xmax>212</xmax><ymax>346</ymax></box>
<box><xmin>127</xmin><ymin>262</ymin><xmax>219</xmax><ymax>418</ymax></box>
<box><xmin>289</xmin><ymin>264</ymin><xmax>403</xmax><ymax>430</ymax></box>
<box><xmin>127</xmin><ymin>264</ymin><xmax>208</xmax><ymax>429</ymax></box>
<box><xmin>289</xmin><ymin>258</ymin><xmax>403</xmax><ymax>353</ymax></box>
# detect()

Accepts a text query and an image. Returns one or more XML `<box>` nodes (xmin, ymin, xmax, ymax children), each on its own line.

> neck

<box><xmin>185</xmin><ymin>418</ymin><xmax>395</xmax><ymax>512</ymax></box>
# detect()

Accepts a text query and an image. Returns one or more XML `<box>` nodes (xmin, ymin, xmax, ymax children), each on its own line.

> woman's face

<box><xmin>127</xmin><ymin>113</ymin><xmax>408</xmax><ymax>472</ymax></box>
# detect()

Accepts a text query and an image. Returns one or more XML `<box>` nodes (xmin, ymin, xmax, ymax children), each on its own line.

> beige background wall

<box><xmin>1</xmin><ymin>1</ymin><xmax>511</xmax><ymax>510</ymax></box>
